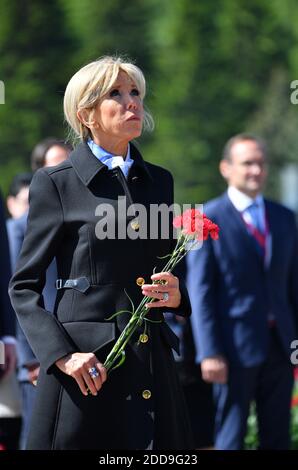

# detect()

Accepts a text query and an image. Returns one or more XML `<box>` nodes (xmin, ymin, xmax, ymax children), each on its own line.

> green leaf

<box><xmin>157</xmin><ymin>253</ymin><xmax>172</xmax><ymax>260</ymax></box>
<box><xmin>124</xmin><ymin>288</ymin><xmax>136</xmax><ymax>314</ymax></box>
<box><xmin>144</xmin><ymin>318</ymin><xmax>163</xmax><ymax>324</ymax></box>
<box><xmin>110</xmin><ymin>351</ymin><xmax>126</xmax><ymax>371</ymax></box>
<box><xmin>104</xmin><ymin>310</ymin><xmax>133</xmax><ymax>321</ymax></box>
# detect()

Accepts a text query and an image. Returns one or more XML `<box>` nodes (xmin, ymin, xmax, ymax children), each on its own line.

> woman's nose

<box><xmin>126</xmin><ymin>94</ymin><xmax>138</xmax><ymax>109</ymax></box>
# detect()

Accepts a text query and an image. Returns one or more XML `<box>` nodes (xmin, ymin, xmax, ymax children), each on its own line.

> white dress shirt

<box><xmin>227</xmin><ymin>186</ymin><xmax>271</xmax><ymax>268</ymax></box>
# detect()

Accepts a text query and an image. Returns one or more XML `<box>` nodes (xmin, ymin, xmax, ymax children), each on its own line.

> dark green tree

<box><xmin>148</xmin><ymin>0</ymin><xmax>295</xmax><ymax>204</ymax></box>
<box><xmin>0</xmin><ymin>0</ymin><xmax>74</xmax><ymax>192</ymax></box>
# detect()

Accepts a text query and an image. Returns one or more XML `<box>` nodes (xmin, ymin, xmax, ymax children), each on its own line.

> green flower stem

<box><xmin>104</xmin><ymin>298</ymin><xmax>152</xmax><ymax>372</ymax></box>
<box><xmin>104</xmin><ymin>232</ymin><xmax>198</xmax><ymax>372</ymax></box>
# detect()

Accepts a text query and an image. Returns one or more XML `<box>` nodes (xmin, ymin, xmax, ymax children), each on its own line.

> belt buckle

<box><xmin>56</xmin><ymin>279</ymin><xmax>63</xmax><ymax>290</ymax></box>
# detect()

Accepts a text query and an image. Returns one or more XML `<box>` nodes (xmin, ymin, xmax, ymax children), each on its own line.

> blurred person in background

<box><xmin>6</xmin><ymin>173</ymin><xmax>33</xmax><ymax>271</ymax></box>
<box><xmin>0</xmin><ymin>192</ymin><xmax>19</xmax><ymax>450</ymax></box>
<box><xmin>6</xmin><ymin>173</ymin><xmax>33</xmax><ymax>220</ymax></box>
<box><xmin>7</xmin><ymin>138</ymin><xmax>71</xmax><ymax>449</ymax></box>
<box><xmin>165</xmin><ymin>259</ymin><xmax>215</xmax><ymax>449</ymax></box>
<box><xmin>187</xmin><ymin>134</ymin><xmax>298</xmax><ymax>449</ymax></box>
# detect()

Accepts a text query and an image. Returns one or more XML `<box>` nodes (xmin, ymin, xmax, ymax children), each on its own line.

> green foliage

<box><xmin>0</xmin><ymin>0</ymin><xmax>74</xmax><ymax>181</ymax></box>
<box><xmin>0</xmin><ymin>0</ymin><xmax>298</xmax><ymax>207</ymax></box>
<box><xmin>245</xmin><ymin>403</ymin><xmax>258</xmax><ymax>450</ymax></box>
<box><xmin>148</xmin><ymin>0</ymin><xmax>296</xmax><ymax>203</ymax></box>
<box><xmin>59</xmin><ymin>0</ymin><xmax>154</xmax><ymax>71</ymax></box>
<box><xmin>245</xmin><ymin>380</ymin><xmax>298</xmax><ymax>449</ymax></box>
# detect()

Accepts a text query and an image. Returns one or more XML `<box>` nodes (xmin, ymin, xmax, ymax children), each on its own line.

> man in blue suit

<box><xmin>187</xmin><ymin>134</ymin><xmax>298</xmax><ymax>449</ymax></box>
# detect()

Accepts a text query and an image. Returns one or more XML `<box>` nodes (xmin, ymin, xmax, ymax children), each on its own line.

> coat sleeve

<box><xmin>9</xmin><ymin>169</ymin><xmax>76</xmax><ymax>373</ymax></box>
<box><xmin>0</xmin><ymin>193</ymin><xmax>15</xmax><ymax>337</ymax></box>
<box><xmin>186</xmin><ymin>237</ymin><xmax>225</xmax><ymax>362</ymax></box>
<box><xmin>7</xmin><ymin>213</ymin><xmax>38</xmax><ymax>370</ymax></box>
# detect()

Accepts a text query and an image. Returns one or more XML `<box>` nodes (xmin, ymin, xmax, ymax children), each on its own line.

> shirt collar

<box><xmin>70</xmin><ymin>141</ymin><xmax>153</xmax><ymax>186</ymax></box>
<box><xmin>227</xmin><ymin>186</ymin><xmax>264</xmax><ymax>212</ymax></box>
<box><xmin>87</xmin><ymin>139</ymin><xmax>133</xmax><ymax>165</ymax></box>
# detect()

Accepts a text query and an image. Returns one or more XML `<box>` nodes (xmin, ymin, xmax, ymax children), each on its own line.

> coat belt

<box><xmin>56</xmin><ymin>277</ymin><xmax>90</xmax><ymax>293</ymax></box>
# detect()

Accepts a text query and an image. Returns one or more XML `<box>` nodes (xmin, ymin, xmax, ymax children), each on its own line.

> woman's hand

<box><xmin>26</xmin><ymin>363</ymin><xmax>40</xmax><ymax>386</ymax></box>
<box><xmin>55</xmin><ymin>352</ymin><xmax>107</xmax><ymax>396</ymax></box>
<box><xmin>141</xmin><ymin>271</ymin><xmax>181</xmax><ymax>309</ymax></box>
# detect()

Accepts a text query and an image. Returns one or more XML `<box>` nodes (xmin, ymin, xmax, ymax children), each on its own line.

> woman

<box><xmin>9</xmin><ymin>56</ymin><xmax>193</xmax><ymax>450</ymax></box>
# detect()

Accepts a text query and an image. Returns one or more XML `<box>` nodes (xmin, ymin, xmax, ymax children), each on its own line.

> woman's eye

<box><xmin>109</xmin><ymin>89</ymin><xmax>120</xmax><ymax>97</ymax></box>
<box><xmin>131</xmin><ymin>88</ymin><xmax>140</xmax><ymax>96</ymax></box>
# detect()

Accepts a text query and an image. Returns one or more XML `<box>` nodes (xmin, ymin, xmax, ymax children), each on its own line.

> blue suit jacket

<box><xmin>7</xmin><ymin>212</ymin><xmax>57</xmax><ymax>380</ymax></box>
<box><xmin>0</xmin><ymin>193</ymin><xmax>15</xmax><ymax>338</ymax></box>
<box><xmin>186</xmin><ymin>192</ymin><xmax>298</xmax><ymax>367</ymax></box>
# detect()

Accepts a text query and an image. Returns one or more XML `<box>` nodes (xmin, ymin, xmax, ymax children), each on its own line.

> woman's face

<box><xmin>90</xmin><ymin>71</ymin><xmax>144</xmax><ymax>149</ymax></box>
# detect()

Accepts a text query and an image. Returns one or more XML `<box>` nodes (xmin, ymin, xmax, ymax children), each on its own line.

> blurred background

<box><xmin>1</xmin><ymin>0</ymin><xmax>298</xmax><ymax>449</ymax></box>
<box><xmin>1</xmin><ymin>0</ymin><xmax>298</xmax><ymax>209</ymax></box>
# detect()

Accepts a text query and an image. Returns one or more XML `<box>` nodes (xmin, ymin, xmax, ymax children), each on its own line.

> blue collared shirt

<box><xmin>87</xmin><ymin>139</ymin><xmax>134</xmax><ymax>179</ymax></box>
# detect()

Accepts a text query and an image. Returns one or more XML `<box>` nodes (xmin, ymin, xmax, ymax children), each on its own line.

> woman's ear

<box><xmin>77</xmin><ymin>109</ymin><xmax>98</xmax><ymax>129</ymax></box>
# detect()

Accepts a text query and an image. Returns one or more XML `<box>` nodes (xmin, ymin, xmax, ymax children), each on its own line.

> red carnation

<box><xmin>173</xmin><ymin>209</ymin><xmax>219</xmax><ymax>241</ymax></box>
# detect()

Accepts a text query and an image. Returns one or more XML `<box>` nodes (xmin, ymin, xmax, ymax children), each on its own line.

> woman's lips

<box><xmin>126</xmin><ymin>115</ymin><xmax>141</xmax><ymax>121</ymax></box>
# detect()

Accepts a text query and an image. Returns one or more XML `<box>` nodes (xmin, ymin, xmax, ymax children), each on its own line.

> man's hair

<box><xmin>31</xmin><ymin>138</ymin><xmax>73</xmax><ymax>171</ymax></box>
<box><xmin>8</xmin><ymin>172</ymin><xmax>33</xmax><ymax>197</ymax></box>
<box><xmin>222</xmin><ymin>133</ymin><xmax>268</xmax><ymax>161</ymax></box>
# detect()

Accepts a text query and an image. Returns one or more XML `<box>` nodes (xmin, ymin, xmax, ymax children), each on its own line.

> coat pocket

<box><xmin>61</xmin><ymin>321</ymin><xmax>115</xmax><ymax>354</ymax></box>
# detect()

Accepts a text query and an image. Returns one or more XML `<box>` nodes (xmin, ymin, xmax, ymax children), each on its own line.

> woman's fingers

<box><xmin>74</xmin><ymin>371</ymin><xmax>90</xmax><ymax>396</ymax></box>
<box><xmin>81</xmin><ymin>368</ymin><xmax>99</xmax><ymax>396</ymax></box>
<box><xmin>151</xmin><ymin>271</ymin><xmax>179</xmax><ymax>284</ymax></box>
<box><xmin>96</xmin><ymin>362</ymin><xmax>107</xmax><ymax>384</ymax></box>
<box><xmin>142</xmin><ymin>286</ymin><xmax>171</xmax><ymax>299</ymax></box>
<box><xmin>56</xmin><ymin>352</ymin><xmax>107</xmax><ymax>396</ymax></box>
<box><xmin>84</xmin><ymin>362</ymin><xmax>107</xmax><ymax>394</ymax></box>
<box><xmin>141</xmin><ymin>271</ymin><xmax>181</xmax><ymax>308</ymax></box>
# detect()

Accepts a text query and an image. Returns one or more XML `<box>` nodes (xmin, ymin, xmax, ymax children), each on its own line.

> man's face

<box><xmin>44</xmin><ymin>145</ymin><xmax>69</xmax><ymax>167</ymax></box>
<box><xmin>7</xmin><ymin>185</ymin><xmax>30</xmax><ymax>219</ymax></box>
<box><xmin>220</xmin><ymin>140</ymin><xmax>268</xmax><ymax>198</ymax></box>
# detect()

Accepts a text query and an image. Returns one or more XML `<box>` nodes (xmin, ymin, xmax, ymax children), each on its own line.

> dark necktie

<box><xmin>247</xmin><ymin>203</ymin><xmax>263</xmax><ymax>233</ymax></box>
<box><xmin>246</xmin><ymin>203</ymin><xmax>266</xmax><ymax>257</ymax></box>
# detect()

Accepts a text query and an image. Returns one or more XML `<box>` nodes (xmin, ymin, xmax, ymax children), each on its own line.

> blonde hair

<box><xmin>63</xmin><ymin>56</ymin><xmax>154</xmax><ymax>142</ymax></box>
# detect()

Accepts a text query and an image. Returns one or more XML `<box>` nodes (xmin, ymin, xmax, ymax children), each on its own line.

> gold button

<box><xmin>130</xmin><ymin>219</ymin><xmax>140</xmax><ymax>231</ymax></box>
<box><xmin>142</xmin><ymin>389</ymin><xmax>151</xmax><ymax>400</ymax></box>
<box><xmin>139</xmin><ymin>333</ymin><xmax>149</xmax><ymax>343</ymax></box>
<box><xmin>136</xmin><ymin>277</ymin><xmax>145</xmax><ymax>286</ymax></box>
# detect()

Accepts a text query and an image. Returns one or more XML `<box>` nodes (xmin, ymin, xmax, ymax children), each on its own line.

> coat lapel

<box><xmin>221</xmin><ymin>192</ymin><xmax>265</xmax><ymax>267</ymax></box>
<box><xmin>70</xmin><ymin>142</ymin><xmax>154</xmax><ymax>187</ymax></box>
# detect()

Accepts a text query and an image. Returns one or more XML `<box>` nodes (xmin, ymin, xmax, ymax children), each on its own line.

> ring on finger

<box><xmin>88</xmin><ymin>366</ymin><xmax>99</xmax><ymax>379</ymax></box>
<box><xmin>162</xmin><ymin>292</ymin><xmax>169</xmax><ymax>302</ymax></box>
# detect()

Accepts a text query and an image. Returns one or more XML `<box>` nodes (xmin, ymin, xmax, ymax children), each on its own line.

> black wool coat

<box><xmin>9</xmin><ymin>142</ymin><xmax>193</xmax><ymax>450</ymax></box>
